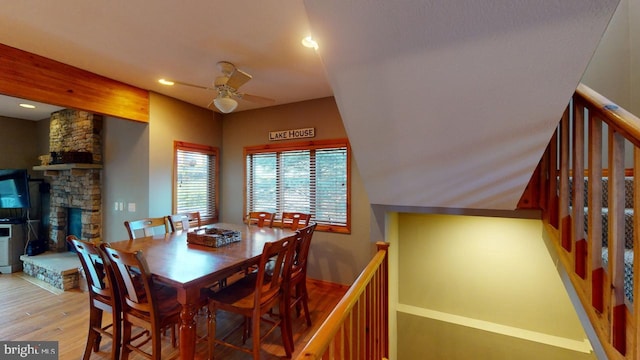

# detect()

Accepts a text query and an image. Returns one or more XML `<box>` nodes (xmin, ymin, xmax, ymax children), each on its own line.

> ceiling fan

<box><xmin>163</xmin><ymin>61</ymin><xmax>274</xmax><ymax>113</ymax></box>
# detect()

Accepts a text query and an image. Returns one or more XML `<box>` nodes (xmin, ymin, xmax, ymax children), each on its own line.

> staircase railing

<box><xmin>530</xmin><ymin>83</ymin><xmax>640</xmax><ymax>359</ymax></box>
<box><xmin>295</xmin><ymin>242</ymin><xmax>389</xmax><ymax>360</ymax></box>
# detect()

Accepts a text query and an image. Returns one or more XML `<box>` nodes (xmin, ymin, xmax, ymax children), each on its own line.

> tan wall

<box><xmin>35</xmin><ymin>118</ymin><xmax>50</xmax><ymax>160</ymax></box>
<box><xmin>220</xmin><ymin>97</ymin><xmax>374</xmax><ymax>285</ymax></box>
<box><xmin>0</xmin><ymin>116</ymin><xmax>40</xmax><ymax>169</ymax></box>
<box><xmin>581</xmin><ymin>0</ymin><xmax>631</xmax><ymax>109</ymax></box>
<box><xmin>147</xmin><ymin>92</ymin><xmax>221</xmax><ymax>219</ymax></box>
<box><xmin>102</xmin><ymin>116</ymin><xmax>150</xmax><ymax>242</ymax></box>
<box><xmin>393</xmin><ymin>213</ymin><xmax>594</xmax><ymax>359</ymax></box>
<box><xmin>102</xmin><ymin>92</ymin><xmax>220</xmax><ymax>242</ymax></box>
<box><xmin>0</xmin><ymin>116</ymin><xmax>41</xmax><ymax>218</ymax></box>
<box><xmin>586</xmin><ymin>0</ymin><xmax>639</xmax><ymax>117</ymax></box>
<box><xmin>579</xmin><ymin>0</ymin><xmax>639</xmax><ymax>167</ymax></box>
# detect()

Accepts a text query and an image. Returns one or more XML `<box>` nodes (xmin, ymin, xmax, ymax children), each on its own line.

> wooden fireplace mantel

<box><xmin>33</xmin><ymin>163</ymin><xmax>103</xmax><ymax>177</ymax></box>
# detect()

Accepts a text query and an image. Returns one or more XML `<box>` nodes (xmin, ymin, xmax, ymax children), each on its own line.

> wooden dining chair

<box><xmin>243</xmin><ymin>212</ymin><xmax>277</xmax><ymax>275</ymax></box>
<box><xmin>283</xmin><ymin>223</ymin><xmax>317</xmax><ymax>350</ymax></box>
<box><xmin>279</xmin><ymin>212</ymin><xmax>312</xmax><ymax>230</ymax></box>
<box><xmin>100</xmin><ymin>244</ymin><xmax>182</xmax><ymax>360</ymax></box>
<box><xmin>124</xmin><ymin>217</ymin><xmax>171</xmax><ymax>239</ymax></box>
<box><xmin>167</xmin><ymin>212</ymin><xmax>201</xmax><ymax>232</ymax></box>
<box><xmin>67</xmin><ymin>235</ymin><xmax>121</xmax><ymax>360</ymax></box>
<box><xmin>245</xmin><ymin>211</ymin><xmax>275</xmax><ymax>228</ymax></box>
<box><xmin>204</xmin><ymin>234</ymin><xmax>297</xmax><ymax>359</ymax></box>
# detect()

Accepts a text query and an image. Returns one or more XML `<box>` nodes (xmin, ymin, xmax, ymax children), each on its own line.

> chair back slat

<box><xmin>168</xmin><ymin>212</ymin><xmax>201</xmax><ymax>232</ymax></box>
<box><xmin>246</xmin><ymin>211</ymin><xmax>276</xmax><ymax>227</ymax></box>
<box><xmin>281</xmin><ymin>212</ymin><xmax>311</xmax><ymax>230</ymax></box>
<box><xmin>124</xmin><ymin>217</ymin><xmax>170</xmax><ymax>239</ymax></box>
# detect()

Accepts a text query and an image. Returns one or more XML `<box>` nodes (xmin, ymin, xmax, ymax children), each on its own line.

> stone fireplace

<box><xmin>21</xmin><ymin>109</ymin><xmax>104</xmax><ymax>290</ymax></box>
<box><xmin>44</xmin><ymin>109</ymin><xmax>103</xmax><ymax>250</ymax></box>
<box><xmin>48</xmin><ymin>168</ymin><xmax>102</xmax><ymax>250</ymax></box>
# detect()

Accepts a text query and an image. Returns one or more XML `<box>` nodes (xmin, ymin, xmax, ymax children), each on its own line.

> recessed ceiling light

<box><xmin>158</xmin><ymin>78</ymin><xmax>175</xmax><ymax>86</ymax></box>
<box><xmin>19</xmin><ymin>103</ymin><xmax>36</xmax><ymax>109</ymax></box>
<box><xmin>301</xmin><ymin>36</ymin><xmax>318</xmax><ymax>50</ymax></box>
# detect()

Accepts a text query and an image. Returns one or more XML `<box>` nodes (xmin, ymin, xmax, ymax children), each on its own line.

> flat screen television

<box><xmin>0</xmin><ymin>169</ymin><xmax>31</xmax><ymax>209</ymax></box>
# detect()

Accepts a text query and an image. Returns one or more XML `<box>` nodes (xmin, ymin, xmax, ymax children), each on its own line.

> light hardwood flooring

<box><xmin>0</xmin><ymin>273</ymin><xmax>347</xmax><ymax>359</ymax></box>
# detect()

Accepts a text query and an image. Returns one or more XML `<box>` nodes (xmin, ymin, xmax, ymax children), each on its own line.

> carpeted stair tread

<box><xmin>582</xmin><ymin>207</ymin><xmax>634</xmax><ymax>249</ymax></box>
<box><xmin>569</xmin><ymin>176</ymin><xmax>634</xmax><ymax>209</ymax></box>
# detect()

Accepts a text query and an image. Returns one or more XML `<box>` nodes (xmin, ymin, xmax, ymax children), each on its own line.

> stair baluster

<box><xmin>522</xmin><ymin>83</ymin><xmax>640</xmax><ymax>359</ymax></box>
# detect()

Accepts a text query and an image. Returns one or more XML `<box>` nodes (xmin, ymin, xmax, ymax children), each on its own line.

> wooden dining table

<box><xmin>108</xmin><ymin>222</ymin><xmax>296</xmax><ymax>360</ymax></box>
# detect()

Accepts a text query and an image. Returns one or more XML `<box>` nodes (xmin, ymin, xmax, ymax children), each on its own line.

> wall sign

<box><xmin>269</xmin><ymin>127</ymin><xmax>315</xmax><ymax>141</ymax></box>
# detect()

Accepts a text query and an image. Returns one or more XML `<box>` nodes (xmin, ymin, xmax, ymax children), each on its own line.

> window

<box><xmin>245</xmin><ymin>139</ymin><xmax>350</xmax><ymax>233</ymax></box>
<box><xmin>174</xmin><ymin>141</ymin><xmax>219</xmax><ymax>224</ymax></box>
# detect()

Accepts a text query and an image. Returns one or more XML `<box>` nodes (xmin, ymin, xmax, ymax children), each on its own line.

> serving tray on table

<box><xmin>186</xmin><ymin>227</ymin><xmax>241</xmax><ymax>248</ymax></box>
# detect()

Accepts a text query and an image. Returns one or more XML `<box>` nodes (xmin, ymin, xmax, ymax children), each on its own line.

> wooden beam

<box><xmin>0</xmin><ymin>43</ymin><xmax>149</xmax><ymax>122</ymax></box>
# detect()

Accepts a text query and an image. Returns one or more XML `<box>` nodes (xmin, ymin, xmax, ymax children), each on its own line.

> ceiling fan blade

<box><xmin>172</xmin><ymin>80</ymin><xmax>216</xmax><ymax>91</ymax></box>
<box><xmin>225</xmin><ymin>68</ymin><xmax>252</xmax><ymax>90</ymax></box>
<box><xmin>214</xmin><ymin>75</ymin><xmax>228</xmax><ymax>87</ymax></box>
<box><xmin>237</xmin><ymin>93</ymin><xmax>275</xmax><ymax>105</ymax></box>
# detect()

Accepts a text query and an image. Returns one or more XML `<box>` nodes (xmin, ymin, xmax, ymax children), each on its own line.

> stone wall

<box><xmin>47</xmin><ymin>109</ymin><xmax>103</xmax><ymax>251</ymax></box>
<box><xmin>49</xmin><ymin>169</ymin><xmax>102</xmax><ymax>250</ymax></box>
<box><xmin>49</xmin><ymin>109</ymin><xmax>102</xmax><ymax>163</ymax></box>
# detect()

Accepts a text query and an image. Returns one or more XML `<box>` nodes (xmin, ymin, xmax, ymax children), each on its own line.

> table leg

<box><xmin>177</xmin><ymin>289</ymin><xmax>199</xmax><ymax>360</ymax></box>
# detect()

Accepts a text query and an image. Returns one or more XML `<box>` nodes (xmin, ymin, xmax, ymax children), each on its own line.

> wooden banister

<box><xmin>576</xmin><ymin>84</ymin><xmax>640</xmax><ymax>148</ymax></box>
<box><xmin>527</xmin><ymin>83</ymin><xmax>640</xmax><ymax>359</ymax></box>
<box><xmin>296</xmin><ymin>242</ymin><xmax>389</xmax><ymax>360</ymax></box>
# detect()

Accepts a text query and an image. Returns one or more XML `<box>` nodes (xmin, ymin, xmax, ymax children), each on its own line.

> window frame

<box><xmin>244</xmin><ymin>138</ymin><xmax>351</xmax><ymax>234</ymax></box>
<box><xmin>173</xmin><ymin>141</ymin><xmax>219</xmax><ymax>225</ymax></box>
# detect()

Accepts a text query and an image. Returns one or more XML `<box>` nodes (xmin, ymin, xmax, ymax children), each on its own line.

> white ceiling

<box><xmin>0</xmin><ymin>0</ymin><xmax>621</xmax><ymax>210</ymax></box>
<box><xmin>0</xmin><ymin>1</ymin><xmax>332</xmax><ymax>114</ymax></box>
<box><xmin>0</xmin><ymin>95</ymin><xmax>63</xmax><ymax>121</ymax></box>
<box><xmin>304</xmin><ymin>0</ymin><xmax>619</xmax><ymax>209</ymax></box>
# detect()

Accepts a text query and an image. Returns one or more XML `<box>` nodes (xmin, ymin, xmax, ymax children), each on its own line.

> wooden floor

<box><xmin>0</xmin><ymin>272</ymin><xmax>348</xmax><ymax>359</ymax></box>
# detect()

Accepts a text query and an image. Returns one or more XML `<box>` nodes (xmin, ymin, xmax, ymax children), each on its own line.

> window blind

<box><xmin>246</xmin><ymin>141</ymin><xmax>349</xmax><ymax>231</ymax></box>
<box><xmin>176</xmin><ymin>147</ymin><xmax>217</xmax><ymax>222</ymax></box>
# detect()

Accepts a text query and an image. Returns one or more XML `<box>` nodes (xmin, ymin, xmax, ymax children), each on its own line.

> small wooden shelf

<box><xmin>33</xmin><ymin>163</ymin><xmax>103</xmax><ymax>171</ymax></box>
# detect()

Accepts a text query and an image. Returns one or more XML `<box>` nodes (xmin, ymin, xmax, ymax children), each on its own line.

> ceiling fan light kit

<box><xmin>213</xmin><ymin>95</ymin><xmax>238</xmax><ymax>113</ymax></box>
